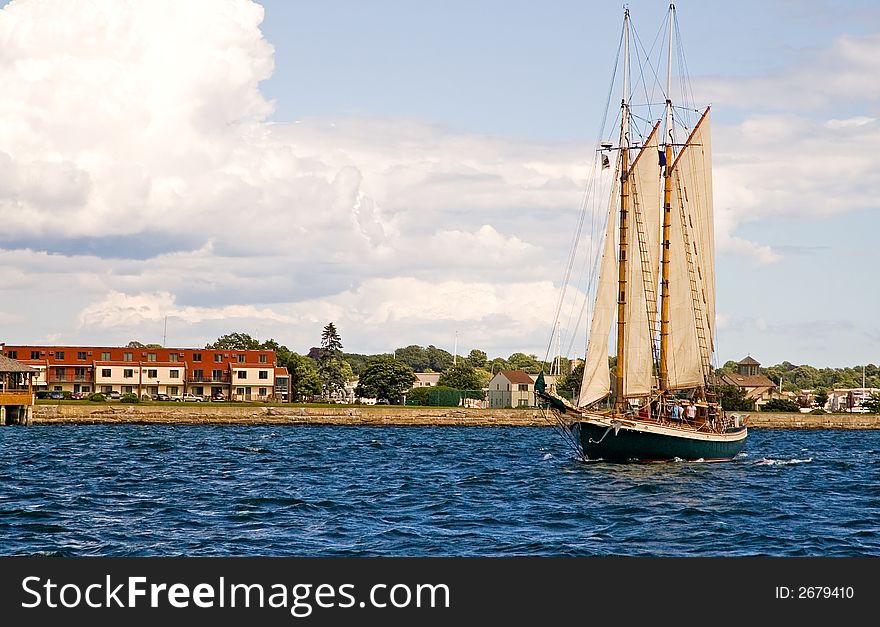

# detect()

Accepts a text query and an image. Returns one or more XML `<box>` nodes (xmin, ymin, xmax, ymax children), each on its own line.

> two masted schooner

<box><xmin>538</xmin><ymin>5</ymin><xmax>748</xmax><ymax>462</ymax></box>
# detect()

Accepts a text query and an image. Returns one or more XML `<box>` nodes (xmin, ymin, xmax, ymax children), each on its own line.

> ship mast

<box><xmin>659</xmin><ymin>3</ymin><xmax>674</xmax><ymax>394</ymax></box>
<box><xmin>614</xmin><ymin>8</ymin><xmax>631</xmax><ymax>412</ymax></box>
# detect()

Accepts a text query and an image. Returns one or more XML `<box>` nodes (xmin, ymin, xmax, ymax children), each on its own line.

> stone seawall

<box><xmin>26</xmin><ymin>404</ymin><xmax>880</xmax><ymax>428</ymax></box>
<box><xmin>741</xmin><ymin>412</ymin><xmax>880</xmax><ymax>429</ymax></box>
<box><xmin>31</xmin><ymin>404</ymin><xmax>549</xmax><ymax>426</ymax></box>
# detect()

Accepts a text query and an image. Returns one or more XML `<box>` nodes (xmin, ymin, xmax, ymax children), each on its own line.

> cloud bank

<box><xmin>0</xmin><ymin>0</ymin><xmax>877</xmax><ymax>360</ymax></box>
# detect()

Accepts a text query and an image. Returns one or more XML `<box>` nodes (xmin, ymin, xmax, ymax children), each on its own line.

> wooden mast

<box><xmin>659</xmin><ymin>4</ymin><xmax>674</xmax><ymax>395</ymax></box>
<box><xmin>615</xmin><ymin>8</ymin><xmax>631</xmax><ymax>413</ymax></box>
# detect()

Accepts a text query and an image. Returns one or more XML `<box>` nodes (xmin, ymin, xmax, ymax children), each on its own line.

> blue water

<box><xmin>1</xmin><ymin>426</ymin><xmax>878</xmax><ymax>556</ymax></box>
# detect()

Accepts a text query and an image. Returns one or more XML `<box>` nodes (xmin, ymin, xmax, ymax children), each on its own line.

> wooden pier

<box><xmin>0</xmin><ymin>353</ymin><xmax>37</xmax><ymax>425</ymax></box>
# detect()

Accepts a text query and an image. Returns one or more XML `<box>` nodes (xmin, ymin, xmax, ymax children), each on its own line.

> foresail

<box><xmin>666</xmin><ymin>109</ymin><xmax>714</xmax><ymax>389</ymax></box>
<box><xmin>577</xmin><ymin>177</ymin><xmax>619</xmax><ymax>407</ymax></box>
<box><xmin>623</xmin><ymin>124</ymin><xmax>661</xmax><ymax>397</ymax></box>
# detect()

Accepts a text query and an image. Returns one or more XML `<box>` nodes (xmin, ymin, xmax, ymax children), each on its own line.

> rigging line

<box><xmin>544</xmin><ymin>153</ymin><xmax>600</xmax><ymax>367</ymax></box>
<box><xmin>673</xmin><ymin>9</ymin><xmax>697</xmax><ymax>129</ymax></box>
<box><xmin>566</xmin><ymin>177</ymin><xmax>611</xmax><ymax>357</ymax></box>
<box><xmin>543</xmin><ymin>19</ymin><xmax>625</xmax><ymax>366</ymax></box>
<box><xmin>561</xmin><ymin>179</ymin><xmax>609</xmax><ymax>363</ymax></box>
<box><xmin>629</xmin><ymin>20</ymin><xmax>667</xmax><ymax>129</ymax></box>
<box><xmin>538</xmin><ymin>406</ymin><xmax>583</xmax><ymax>459</ymax></box>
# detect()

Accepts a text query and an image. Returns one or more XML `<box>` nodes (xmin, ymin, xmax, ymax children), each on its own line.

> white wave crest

<box><xmin>755</xmin><ymin>457</ymin><xmax>813</xmax><ymax>466</ymax></box>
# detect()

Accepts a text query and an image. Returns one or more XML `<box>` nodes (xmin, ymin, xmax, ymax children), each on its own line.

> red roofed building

<box><xmin>1</xmin><ymin>344</ymin><xmax>279</xmax><ymax>402</ymax></box>
<box><xmin>488</xmin><ymin>370</ymin><xmax>538</xmax><ymax>408</ymax></box>
<box><xmin>718</xmin><ymin>355</ymin><xmax>783</xmax><ymax>410</ymax></box>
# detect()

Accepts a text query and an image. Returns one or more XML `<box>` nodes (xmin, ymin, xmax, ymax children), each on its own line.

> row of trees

<box><xmin>131</xmin><ymin>330</ymin><xmax>880</xmax><ymax>410</ymax></box>
<box><xmin>716</xmin><ymin>360</ymin><xmax>880</xmax><ymax>392</ymax></box>
<box><xmin>195</xmin><ymin>325</ymin><xmax>559</xmax><ymax>404</ymax></box>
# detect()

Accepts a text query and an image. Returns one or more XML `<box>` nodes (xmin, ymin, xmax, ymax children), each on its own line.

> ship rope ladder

<box><xmin>629</xmin><ymin>179</ymin><xmax>660</xmax><ymax>371</ymax></box>
<box><xmin>675</xmin><ymin>181</ymin><xmax>712</xmax><ymax>383</ymax></box>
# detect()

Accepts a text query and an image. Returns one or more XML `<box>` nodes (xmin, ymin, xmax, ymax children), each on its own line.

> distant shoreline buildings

<box><xmin>0</xmin><ymin>344</ymin><xmax>288</xmax><ymax>402</ymax></box>
<box><xmin>1</xmin><ymin>343</ymin><xmax>876</xmax><ymax>412</ymax></box>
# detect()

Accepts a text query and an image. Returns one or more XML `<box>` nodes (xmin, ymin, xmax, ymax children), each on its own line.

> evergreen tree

<box><xmin>321</xmin><ymin>323</ymin><xmax>343</xmax><ymax>354</ymax></box>
<box><xmin>318</xmin><ymin>322</ymin><xmax>347</xmax><ymax>399</ymax></box>
<box><xmin>862</xmin><ymin>393</ymin><xmax>880</xmax><ymax>414</ymax></box>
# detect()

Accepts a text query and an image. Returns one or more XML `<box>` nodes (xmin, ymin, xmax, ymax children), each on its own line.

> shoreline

<box><xmin>20</xmin><ymin>404</ymin><xmax>880</xmax><ymax>428</ymax></box>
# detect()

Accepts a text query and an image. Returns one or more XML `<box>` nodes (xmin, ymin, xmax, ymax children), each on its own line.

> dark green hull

<box><xmin>574</xmin><ymin>420</ymin><xmax>747</xmax><ymax>462</ymax></box>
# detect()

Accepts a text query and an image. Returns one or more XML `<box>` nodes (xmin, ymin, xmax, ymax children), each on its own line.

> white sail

<box><xmin>623</xmin><ymin>126</ymin><xmax>661</xmax><ymax>397</ymax></box>
<box><xmin>680</xmin><ymin>112</ymin><xmax>715</xmax><ymax>353</ymax></box>
<box><xmin>577</xmin><ymin>176</ymin><xmax>619</xmax><ymax>407</ymax></box>
<box><xmin>666</xmin><ymin>111</ymin><xmax>713</xmax><ymax>389</ymax></box>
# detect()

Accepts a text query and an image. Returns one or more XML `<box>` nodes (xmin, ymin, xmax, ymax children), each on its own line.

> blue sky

<box><xmin>0</xmin><ymin>0</ymin><xmax>878</xmax><ymax>369</ymax></box>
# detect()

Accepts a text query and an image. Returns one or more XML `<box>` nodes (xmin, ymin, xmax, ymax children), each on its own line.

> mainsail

<box><xmin>666</xmin><ymin>109</ymin><xmax>714</xmax><ymax>389</ymax></box>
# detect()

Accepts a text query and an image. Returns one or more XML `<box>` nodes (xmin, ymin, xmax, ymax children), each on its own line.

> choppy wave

<box><xmin>755</xmin><ymin>457</ymin><xmax>813</xmax><ymax>466</ymax></box>
<box><xmin>0</xmin><ymin>426</ymin><xmax>878</xmax><ymax>556</ymax></box>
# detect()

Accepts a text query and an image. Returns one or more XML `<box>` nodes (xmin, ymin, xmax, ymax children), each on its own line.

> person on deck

<box><xmin>686</xmin><ymin>402</ymin><xmax>697</xmax><ymax>422</ymax></box>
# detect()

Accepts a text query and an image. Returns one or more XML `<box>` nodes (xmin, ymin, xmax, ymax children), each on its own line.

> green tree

<box><xmin>318</xmin><ymin>322</ymin><xmax>346</xmax><ymax>399</ymax></box>
<box><xmin>813</xmin><ymin>388</ymin><xmax>828</xmax><ymax>410</ymax></box>
<box><xmin>287</xmin><ymin>353</ymin><xmax>321</xmax><ymax>402</ymax></box>
<box><xmin>394</xmin><ymin>345</ymin><xmax>429</xmax><ymax>371</ymax></box>
<box><xmin>425</xmin><ymin>345</ymin><xmax>454</xmax><ymax>372</ymax></box>
<box><xmin>718</xmin><ymin>385</ymin><xmax>753</xmax><ymax>411</ymax></box>
<box><xmin>507</xmin><ymin>352</ymin><xmax>543</xmax><ymax>374</ymax></box>
<box><xmin>355</xmin><ymin>355</ymin><xmax>415</xmax><ymax>404</ymax></box>
<box><xmin>862</xmin><ymin>393</ymin><xmax>880</xmax><ymax>414</ymax></box>
<box><xmin>321</xmin><ymin>323</ymin><xmax>343</xmax><ymax>353</ymax></box>
<box><xmin>465</xmin><ymin>349</ymin><xmax>487</xmax><ymax>369</ymax></box>
<box><xmin>473</xmin><ymin>367</ymin><xmax>492</xmax><ymax>390</ymax></box>
<box><xmin>438</xmin><ymin>362</ymin><xmax>483</xmax><ymax>391</ymax></box>
<box><xmin>273</xmin><ymin>343</ymin><xmax>292</xmax><ymax>368</ymax></box>
<box><xmin>343</xmin><ymin>353</ymin><xmax>373</xmax><ymax>377</ymax></box>
<box><xmin>206</xmin><ymin>332</ymin><xmax>262</xmax><ymax>350</ymax></box>
<box><xmin>488</xmin><ymin>357</ymin><xmax>511</xmax><ymax>375</ymax></box>
<box><xmin>761</xmin><ymin>398</ymin><xmax>801</xmax><ymax>412</ymax></box>
<box><xmin>406</xmin><ymin>386</ymin><xmax>430</xmax><ymax>406</ymax></box>
<box><xmin>715</xmin><ymin>360</ymin><xmax>739</xmax><ymax>375</ymax></box>
<box><xmin>558</xmin><ymin>362</ymin><xmax>585</xmax><ymax>399</ymax></box>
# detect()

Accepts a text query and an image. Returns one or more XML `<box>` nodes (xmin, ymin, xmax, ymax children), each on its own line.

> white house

<box><xmin>413</xmin><ymin>372</ymin><xmax>441</xmax><ymax>388</ymax></box>
<box><xmin>488</xmin><ymin>370</ymin><xmax>537</xmax><ymax>408</ymax></box>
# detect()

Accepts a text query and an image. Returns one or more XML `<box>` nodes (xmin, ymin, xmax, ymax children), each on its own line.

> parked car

<box><xmin>107</xmin><ymin>390</ymin><xmax>121</xmax><ymax>400</ymax></box>
<box><xmin>210</xmin><ymin>393</ymin><xmax>226</xmax><ymax>402</ymax></box>
<box><xmin>69</xmin><ymin>392</ymin><xmax>84</xmax><ymax>400</ymax></box>
<box><xmin>153</xmin><ymin>393</ymin><xmax>171</xmax><ymax>401</ymax></box>
<box><xmin>48</xmin><ymin>391</ymin><xmax>64</xmax><ymax>400</ymax></box>
<box><xmin>181</xmin><ymin>393</ymin><xmax>203</xmax><ymax>402</ymax></box>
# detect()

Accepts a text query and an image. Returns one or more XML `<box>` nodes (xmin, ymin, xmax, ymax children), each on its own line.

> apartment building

<box><xmin>0</xmin><ymin>345</ymin><xmax>279</xmax><ymax>401</ymax></box>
